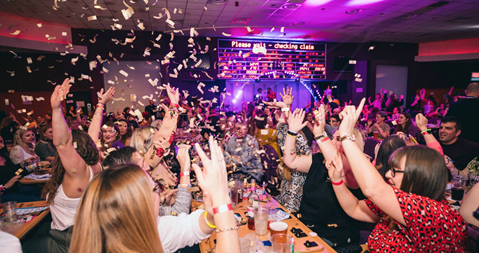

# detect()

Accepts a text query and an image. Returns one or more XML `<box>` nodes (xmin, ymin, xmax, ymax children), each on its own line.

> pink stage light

<box><xmin>304</xmin><ymin>0</ymin><xmax>332</xmax><ymax>6</ymax></box>
<box><xmin>346</xmin><ymin>0</ymin><xmax>385</xmax><ymax>6</ymax></box>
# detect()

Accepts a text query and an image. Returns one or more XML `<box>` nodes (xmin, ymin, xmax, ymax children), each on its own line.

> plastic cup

<box><xmin>272</xmin><ymin>234</ymin><xmax>292</xmax><ymax>253</ymax></box>
<box><xmin>254</xmin><ymin>205</ymin><xmax>270</xmax><ymax>236</ymax></box>
<box><xmin>270</xmin><ymin>221</ymin><xmax>288</xmax><ymax>238</ymax></box>
<box><xmin>373</xmin><ymin>130</ymin><xmax>379</xmax><ymax>139</ymax></box>
<box><xmin>2</xmin><ymin>201</ymin><xmax>17</xmax><ymax>223</ymax></box>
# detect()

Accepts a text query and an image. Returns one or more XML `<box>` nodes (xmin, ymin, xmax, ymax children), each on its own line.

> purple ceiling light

<box><xmin>304</xmin><ymin>0</ymin><xmax>332</xmax><ymax>6</ymax></box>
<box><xmin>346</xmin><ymin>0</ymin><xmax>385</xmax><ymax>6</ymax></box>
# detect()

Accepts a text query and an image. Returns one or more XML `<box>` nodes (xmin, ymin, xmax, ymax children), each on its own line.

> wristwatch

<box><xmin>339</xmin><ymin>132</ymin><xmax>356</xmax><ymax>142</ymax></box>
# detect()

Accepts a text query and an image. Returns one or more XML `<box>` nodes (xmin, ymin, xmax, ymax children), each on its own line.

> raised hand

<box><xmin>166</xmin><ymin>84</ymin><xmax>180</xmax><ymax>105</ymax></box>
<box><xmin>312</xmin><ymin>104</ymin><xmax>326</xmax><ymax>136</ymax></box>
<box><xmin>51</xmin><ymin>78</ymin><xmax>72</xmax><ymax>109</ymax></box>
<box><xmin>280</xmin><ymin>87</ymin><xmax>294</xmax><ymax>106</ymax></box>
<box><xmin>98</xmin><ymin>86</ymin><xmax>115</xmax><ymax>104</ymax></box>
<box><xmin>338</xmin><ymin>98</ymin><xmax>366</xmax><ymax>137</ymax></box>
<box><xmin>326</xmin><ymin>155</ymin><xmax>344</xmax><ymax>183</ymax></box>
<box><xmin>192</xmin><ymin>136</ymin><xmax>230</xmax><ymax>207</ymax></box>
<box><xmin>287</xmin><ymin>109</ymin><xmax>307</xmax><ymax>133</ymax></box>
<box><xmin>415</xmin><ymin>113</ymin><xmax>428</xmax><ymax>131</ymax></box>
<box><xmin>176</xmin><ymin>146</ymin><xmax>191</xmax><ymax>172</ymax></box>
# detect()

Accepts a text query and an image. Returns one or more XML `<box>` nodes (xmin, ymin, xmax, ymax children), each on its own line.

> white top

<box><xmin>0</xmin><ymin>230</ymin><xmax>22</xmax><ymax>253</ymax></box>
<box><xmin>157</xmin><ymin>210</ymin><xmax>210</xmax><ymax>253</ymax></box>
<box><xmin>9</xmin><ymin>145</ymin><xmax>35</xmax><ymax>165</ymax></box>
<box><xmin>50</xmin><ymin>166</ymin><xmax>93</xmax><ymax>231</ymax></box>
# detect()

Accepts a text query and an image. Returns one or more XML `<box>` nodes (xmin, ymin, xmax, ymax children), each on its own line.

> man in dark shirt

<box><xmin>439</xmin><ymin>117</ymin><xmax>479</xmax><ymax>173</ymax></box>
<box><xmin>446</xmin><ymin>82</ymin><xmax>479</xmax><ymax>144</ymax></box>
<box><xmin>144</xmin><ymin>100</ymin><xmax>158</xmax><ymax>119</ymax></box>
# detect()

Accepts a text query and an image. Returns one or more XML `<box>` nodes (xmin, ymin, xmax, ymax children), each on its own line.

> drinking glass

<box><xmin>254</xmin><ymin>205</ymin><xmax>270</xmax><ymax>236</ymax></box>
<box><xmin>272</xmin><ymin>234</ymin><xmax>292</xmax><ymax>253</ymax></box>
<box><xmin>233</xmin><ymin>174</ymin><xmax>244</xmax><ymax>203</ymax></box>
<box><xmin>2</xmin><ymin>201</ymin><xmax>17</xmax><ymax>223</ymax></box>
<box><xmin>451</xmin><ymin>175</ymin><xmax>467</xmax><ymax>201</ymax></box>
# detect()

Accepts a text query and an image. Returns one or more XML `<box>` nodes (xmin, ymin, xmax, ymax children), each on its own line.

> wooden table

<box><xmin>19</xmin><ymin>169</ymin><xmax>51</xmax><ymax>184</ymax></box>
<box><xmin>1</xmin><ymin>201</ymin><xmax>50</xmax><ymax>239</ymax></box>
<box><xmin>197</xmin><ymin>198</ymin><xmax>336</xmax><ymax>253</ymax></box>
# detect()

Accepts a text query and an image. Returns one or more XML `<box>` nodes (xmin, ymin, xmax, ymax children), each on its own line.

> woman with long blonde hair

<box><xmin>10</xmin><ymin>127</ymin><xmax>39</xmax><ymax>166</ymax></box>
<box><xmin>71</xmin><ymin>137</ymin><xmax>240</xmax><ymax>253</ymax></box>
<box><xmin>129</xmin><ymin>84</ymin><xmax>184</xmax><ymax>208</ymax></box>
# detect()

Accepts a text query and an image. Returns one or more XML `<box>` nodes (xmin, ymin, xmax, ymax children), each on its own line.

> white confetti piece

<box><xmin>150</xmin><ymin>40</ymin><xmax>161</xmax><ymax>48</ymax></box>
<box><xmin>270</xmin><ymin>27</ymin><xmax>275</xmax><ymax>33</ymax></box>
<box><xmin>194</xmin><ymin>59</ymin><xmax>203</xmax><ymax>68</ymax></box>
<box><xmin>247</xmin><ymin>27</ymin><xmax>253</xmax><ymax>32</ymax></box>
<box><xmin>26</xmin><ymin>57</ymin><xmax>32</xmax><ymax>64</ymax></box>
<box><xmin>119</xmin><ymin>70</ymin><xmax>128</xmax><ymax>77</ymax></box>
<box><xmin>121</xmin><ymin>0</ymin><xmax>135</xmax><ymax>20</ymax></box>
<box><xmin>126</xmin><ymin>64</ymin><xmax>135</xmax><ymax>70</ymax></box>
<box><xmin>148</xmin><ymin>78</ymin><xmax>159</xmax><ymax>86</ymax></box>
<box><xmin>10</xmin><ymin>30</ymin><xmax>21</xmax><ymax>35</ymax></box>
<box><xmin>35</xmin><ymin>97</ymin><xmax>45</xmax><ymax>101</ymax></box>
<box><xmin>37</xmin><ymin>23</ymin><xmax>42</xmax><ymax>28</ymax></box>
<box><xmin>280</xmin><ymin>27</ymin><xmax>284</xmax><ymax>33</ymax></box>
<box><xmin>197</xmin><ymin>82</ymin><xmax>205</xmax><ymax>94</ymax></box>
<box><xmin>155</xmin><ymin>34</ymin><xmax>162</xmax><ymax>41</ymax></box>
<box><xmin>87</xmin><ymin>15</ymin><xmax>97</xmax><ymax>21</ymax></box>
<box><xmin>137</xmin><ymin>21</ymin><xmax>145</xmax><ymax>30</ymax></box>
<box><xmin>153</xmin><ymin>13</ymin><xmax>163</xmax><ymax>19</ymax></box>
<box><xmin>222</xmin><ymin>32</ymin><xmax>231</xmax><ymax>37</ymax></box>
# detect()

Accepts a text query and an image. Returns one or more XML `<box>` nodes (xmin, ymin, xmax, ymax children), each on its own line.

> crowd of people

<box><xmin>1</xmin><ymin>80</ymin><xmax>479</xmax><ymax>252</ymax></box>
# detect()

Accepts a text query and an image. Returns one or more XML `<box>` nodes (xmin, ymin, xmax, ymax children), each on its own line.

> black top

<box><xmin>447</xmin><ymin>97</ymin><xmax>479</xmax><ymax>144</ymax></box>
<box><xmin>0</xmin><ymin>150</ymin><xmax>29</xmax><ymax>192</ymax></box>
<box><xmin>441</xmin><ymin>137</ymin><xmax>479</xmax><ymax>171</ymax></box>
<box><xmin>298</xmin><ymin>153</ymin><xmax>365</xmax><ymax>245</ymax></box>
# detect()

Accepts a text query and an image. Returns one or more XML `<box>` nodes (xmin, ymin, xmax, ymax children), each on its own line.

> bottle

<box><xmin>247</xmin><ymin>186</ymin><xmax>259</xmax><ymax>230</ymax></box>
<box><xmin>261</xmin><ymin>182</ymin><xmax>267</xmax><ymax>196</ymax></box>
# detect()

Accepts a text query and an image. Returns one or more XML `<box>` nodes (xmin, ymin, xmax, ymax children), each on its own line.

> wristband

<box><xmin>204</xmin><ymin>211</ymin><xmax>216</xmax><ymax>229</ymax></box>
<box><xmin>213</xmin><ymin>203</ymin><xmax>233</xmax><ymax>214</ymax></box>
<box><xmin>0</xmin><ymin>185</ymin><xmax>5</xmax><ymax>191</ymax></box>
<box><xmin>331</xmin><ymin>179</ymin><xmax>343</xmax><ymax>186</ymax></box>
<box><xmin>179</xmin><ymin>184</ymin><xmax>190</xmax><ymax>188</ymax></box>
<box><xmin>421</xmin><ymin>129</ymin><xmax>432</xmax><ymax>136</ymax></box>
<box><xmin>170</xmin><ymin>103</ymin><xmax>179</xmax><ymax>109</ymax></box>
<box><xmin>281</xmin><ymin>107</ymin><xmax>290</xmax><ymax>112</ymax></box>
<box><xmin>315</xmin><ymin>136</ymin><xmax>329</xmax><ymax>143</ymax></box>
<box><xmin>96</xmin><ymin>103</ymin><xmax>105</xmax><ymax>110</ymax></box>
<box><xmin>180</xmin><ymin>171</ymin><xmax>190</xmax><ymax>177</ymax></box>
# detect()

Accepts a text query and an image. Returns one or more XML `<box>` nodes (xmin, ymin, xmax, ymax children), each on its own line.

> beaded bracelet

<box><xmin>204</xmin><ymin>211</ymin><xmax>216</xmax><ymax>229</ymax></box>
<box><xmin>215</xmin><ymin>226</ymin><xmax>239</xmax><ymax>233</ymax></box>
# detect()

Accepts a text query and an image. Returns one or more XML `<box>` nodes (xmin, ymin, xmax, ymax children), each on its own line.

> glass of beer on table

<box><xmin>269</xmin><ymin>221</ymin><xmax>288</xmax><ymax>238</ymax></box>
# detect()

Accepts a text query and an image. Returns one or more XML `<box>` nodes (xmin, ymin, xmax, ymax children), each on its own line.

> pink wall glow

<box><xmin>418</xmin><ymin>38</ymin><xmax>479</xmax><ymax>56</ymax></box>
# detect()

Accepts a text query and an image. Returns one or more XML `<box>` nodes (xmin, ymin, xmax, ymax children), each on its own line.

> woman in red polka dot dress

<box><xmin>325</xmin><ymin>99</ymin><xmax>469</xmax><ymax>252</ymax></box>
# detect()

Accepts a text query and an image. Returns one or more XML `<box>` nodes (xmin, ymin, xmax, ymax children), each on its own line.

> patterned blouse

<box><xmin>275</xmin><ymin>123</ymin><xmax>312</xmax><ymax>212</ymax></box>
<box><xmin>365</xmin><ymin>187</ymin><xmax>469</xmax><ymax>252</ymax></box>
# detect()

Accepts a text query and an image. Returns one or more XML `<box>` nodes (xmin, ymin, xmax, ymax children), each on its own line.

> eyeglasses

<box><xmin>389</xmin><ymin>167</ymin><xmax>405</xmax><ymax>177</ymax></box>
